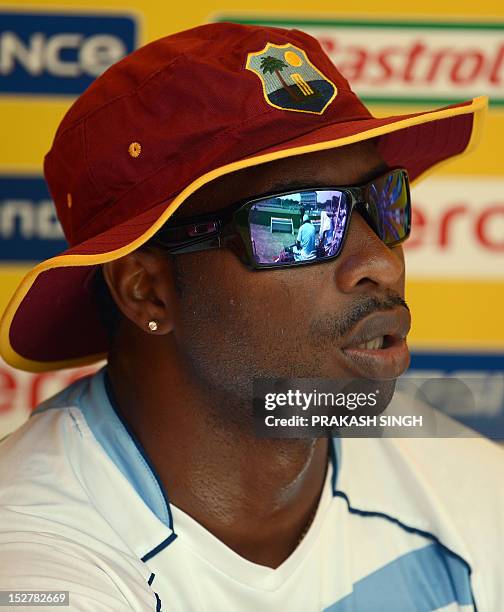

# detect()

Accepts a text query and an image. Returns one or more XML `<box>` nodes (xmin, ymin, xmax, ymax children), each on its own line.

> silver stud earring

<box><xmin>148</xmin><ymin>320</ymin><xmax>158</xmax><ymax>332</ymax></box>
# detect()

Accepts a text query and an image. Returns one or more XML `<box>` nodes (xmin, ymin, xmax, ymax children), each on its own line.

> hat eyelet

<box><xmin>128</xmin><ymin>142</ymin><xmax>142</xmax><ymax>158</ymax></box>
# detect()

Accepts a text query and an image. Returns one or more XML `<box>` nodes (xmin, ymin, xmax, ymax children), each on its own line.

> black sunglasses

<box><xmin>149</xmin><ymin>168</ymin><xmax>411</xmax><ymax>270</ymax></box>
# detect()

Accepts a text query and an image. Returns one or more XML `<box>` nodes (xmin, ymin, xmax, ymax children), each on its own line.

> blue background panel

<box><xmin>0</xmin><ymin>12</ymin><xmax>137</xmax><ymax>94</ymax></box>
<box><xmin>0</xmin><ymin>175</ymin><xmax>67</xmax><ymax>261</ymax></box>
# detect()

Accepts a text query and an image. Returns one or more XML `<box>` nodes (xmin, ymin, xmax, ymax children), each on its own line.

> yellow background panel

<box><xmin>407</xmin><ymin>280</ymin><xmax>504</xmax><ymax>348</ymax></box>
<box><xmin>0</xmin><ymin>266</ymin><xmax>32</xmax><ymax>307</ymax></box>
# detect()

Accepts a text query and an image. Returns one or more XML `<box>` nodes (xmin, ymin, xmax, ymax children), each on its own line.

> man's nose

<box><xmin>334</xmin><ymin>212</ymin><xmax>405</xmax><ymax>294</ymax></box>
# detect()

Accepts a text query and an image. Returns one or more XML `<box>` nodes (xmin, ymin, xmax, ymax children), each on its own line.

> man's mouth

<box><xmin>355</xmin><ymin>336</ymin><xmax>385</xmax><ymax>350</ymax></box>
<box><xmin>339</xmin><ymin>308</ymin><xmax>411</xmax><ymax>379</ymax></box>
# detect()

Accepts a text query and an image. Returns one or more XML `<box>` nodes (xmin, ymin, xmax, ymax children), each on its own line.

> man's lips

<box><xmin>339</xmin><ymin>307</ymin><xmax>411</xmax><ymax>379</ymax></box>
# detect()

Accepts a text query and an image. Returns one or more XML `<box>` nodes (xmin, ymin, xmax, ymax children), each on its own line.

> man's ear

<box><xmin>102</xmin><ymin>248</ymin><xmax>177</xmax><ymax>335</ymax></box>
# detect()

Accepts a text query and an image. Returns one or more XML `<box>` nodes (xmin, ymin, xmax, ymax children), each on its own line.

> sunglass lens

<box><xmin>248</xmin><ymin>191</ymin><xmax>349</xmax><ymax>266</ymax></box>
<box><xmin>365</xmin><ymin>170</ymin><xmax>410</xmax><ymax>245</ymax></box>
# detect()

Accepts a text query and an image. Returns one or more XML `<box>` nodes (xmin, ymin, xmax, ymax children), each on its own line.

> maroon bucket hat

<box><xmin>0</xmin><ymin>22</ymin><xmax>487</xmax><ymax>372</ymax></box>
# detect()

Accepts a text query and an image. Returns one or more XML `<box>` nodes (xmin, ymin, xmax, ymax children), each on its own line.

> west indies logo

<box><xmin>246</xmin><ymin>43</ymin><xmax>337</xmax><ymax>114</ymax></box>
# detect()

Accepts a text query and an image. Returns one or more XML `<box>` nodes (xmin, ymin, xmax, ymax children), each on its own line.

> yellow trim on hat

<box><xmin>0</xmin><ymin>96</ymin><xmax>488</xmax><ymax>372</ymax></box>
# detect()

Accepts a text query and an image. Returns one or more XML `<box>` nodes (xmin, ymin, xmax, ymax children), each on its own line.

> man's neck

<box><xmin>107</xmin><ymin>344</ymin><xmax>329</xmax><ymax>568</ymax></box>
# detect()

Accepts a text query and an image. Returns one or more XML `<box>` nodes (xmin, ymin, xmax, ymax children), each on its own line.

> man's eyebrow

<box><xmin>266</xmin><ymin>162</ymin><xmax>390</xmax><ymax>194</ymax></box>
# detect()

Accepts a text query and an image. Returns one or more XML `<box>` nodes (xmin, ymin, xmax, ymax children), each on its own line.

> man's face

<box><xmin>169</xmin><ymin>141</ymin><xmax>411</xmax><ymax>403</ymax></box>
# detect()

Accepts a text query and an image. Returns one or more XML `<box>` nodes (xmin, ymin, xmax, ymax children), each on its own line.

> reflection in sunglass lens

<box><xmin>248</xmin><ymin>190</ymin><xmax>349</xmax><ymax>265</ymax></box>
<box><xmin>365</xmin><ymin>170</ymin><xmax>410</xmax><ymax>245</ymax></box>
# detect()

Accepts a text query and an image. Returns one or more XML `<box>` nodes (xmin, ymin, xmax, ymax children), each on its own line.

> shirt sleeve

<box><xmin>0</xmin><ymin>538</ymin><xmax>156</xmax><ymax>612</ymax></box>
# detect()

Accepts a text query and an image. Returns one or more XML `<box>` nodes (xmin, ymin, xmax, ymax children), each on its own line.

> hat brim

<box><xmin>0</xmin><ymin>96</ymin><xmax>488</xmax><ymax>372</ymax></box>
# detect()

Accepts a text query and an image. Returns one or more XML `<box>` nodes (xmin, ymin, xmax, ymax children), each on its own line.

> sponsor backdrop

<box><xmin>0</xmin><ymin>1</ymin><xmax>503</xmax><ymax>439</ymax></box>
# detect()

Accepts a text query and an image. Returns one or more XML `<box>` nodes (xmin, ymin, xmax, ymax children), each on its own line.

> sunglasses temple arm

<box><xmin>157</xmin><ymin>233</ymin><xmax>222</xmax><ymax>254</ymax></box>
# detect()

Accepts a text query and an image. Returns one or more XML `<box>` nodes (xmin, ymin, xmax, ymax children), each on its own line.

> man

<box><xmin>0</xmin><ymin>22</ymin><xmax>502</xmax><ymax>612</ymax></box>
<box><xmin>318</xmin><ymin>202</ymin><xmax>335</xmax><ymax>252</ymax></box>
<box><xmin>294</xmin><ymin>213</ymin><xmax>317</xmax><ymax>260</ymax></box>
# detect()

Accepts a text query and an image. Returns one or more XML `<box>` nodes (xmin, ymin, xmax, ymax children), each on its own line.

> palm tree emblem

<box><xmin>259</xmin><ymin>56</ymin><xmax>302</xmax><ymax>101</ymax></box>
